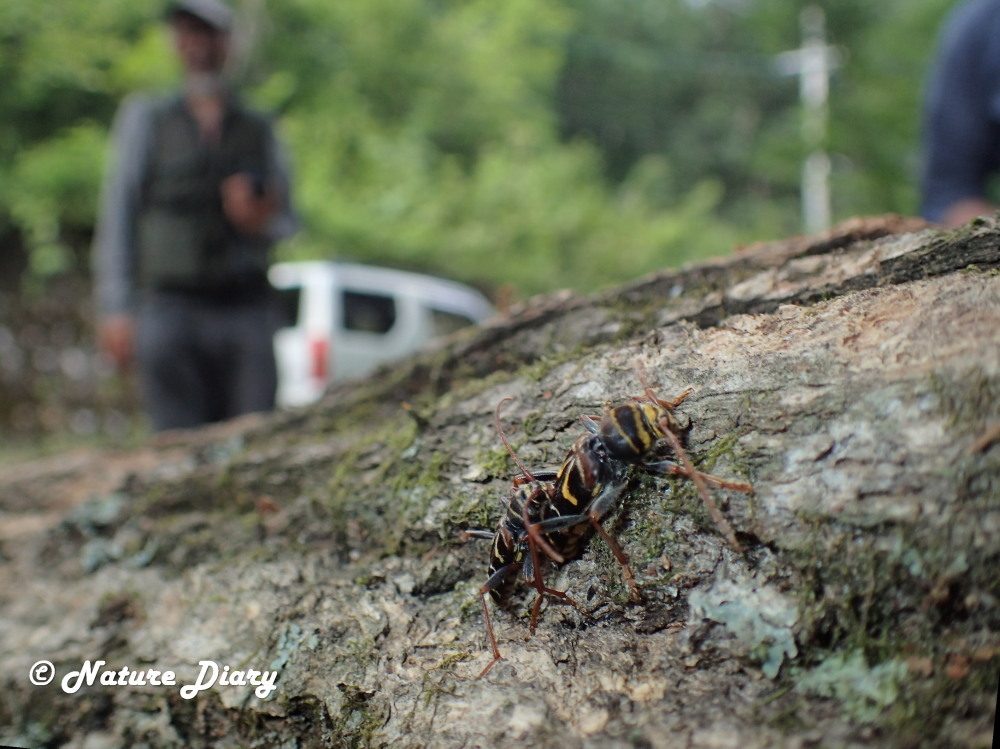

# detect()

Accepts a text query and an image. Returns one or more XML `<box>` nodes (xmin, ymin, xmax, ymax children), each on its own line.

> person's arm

<box><xmin>221</xmin><ymin>121</ymin><xmax>298</xmax><ymax>240</ymax></box>
<box><xmin>940</xmin><ymin>197</ymin><xmax>996</xmax><ymax>227</ymax></box>
<box><xmin>92</xmin><ymin>93</ymin><xmax>155</xmax><ymax>369</ymax></box>
<box><xmin>921</xmin><ymin>1</ymin><xmax>1000</xmax><ymax>225</ymax></box>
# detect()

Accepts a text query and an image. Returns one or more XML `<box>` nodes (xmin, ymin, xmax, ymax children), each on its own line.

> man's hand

<box><xmin>98</xmin><ymin>314</ymin><xmax>135</xmax><ymax>372</ymax></box>
<box><xmin>940</xmin><ymin>197</ymin><xmax>997</xmax><ymax>228</ymax></box>
<box><xmin>221</xmin><ymin>173</ymin><xmax>279</xmax><ymax>236</ymax></box>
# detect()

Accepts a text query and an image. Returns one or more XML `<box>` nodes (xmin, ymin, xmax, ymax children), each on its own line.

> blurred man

<box><xmin>921</xmin><ymin>0</ymin><xmax>1000</xmax><ymax>226</ymax></box>
<box><xmin>93</xmin><ymin>0</ymin><xmax>296</xmax><ymax>431</ymax></box>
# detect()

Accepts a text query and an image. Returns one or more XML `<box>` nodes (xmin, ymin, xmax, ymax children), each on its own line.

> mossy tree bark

<box><xmin>1</xmin><ymin>215</ymin><xmax>997</xmax><ymax>747</ymax></box>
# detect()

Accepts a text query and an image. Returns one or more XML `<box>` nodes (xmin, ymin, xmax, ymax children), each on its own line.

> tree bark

<box><xmin>1</xmin><ymin>214</ymin><xmax>997</xmax><ymax>748</ymax></box>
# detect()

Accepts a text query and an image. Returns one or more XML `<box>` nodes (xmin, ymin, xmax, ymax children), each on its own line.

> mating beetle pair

<box><xmin>466</xmin><ymin>363</ymin><xmax>752</xmax><ymax>677</ymax></box>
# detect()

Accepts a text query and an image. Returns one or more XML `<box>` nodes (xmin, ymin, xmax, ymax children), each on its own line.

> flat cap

<box><xmin>165</xmin><ymin>0</ymin><xmax>234</xmax><ymax>33</ymax></box>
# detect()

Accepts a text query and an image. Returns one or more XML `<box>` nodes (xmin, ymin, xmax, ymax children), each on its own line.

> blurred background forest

<box><xmin>0</xmin><ymin>0</ymin><xmax>953</xmax><ymax>447</ymax></box>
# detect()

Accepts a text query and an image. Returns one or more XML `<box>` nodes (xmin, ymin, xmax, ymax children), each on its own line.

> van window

<box><xmin>274</xmin><ymin>287</ymin><xmax>301</xmax><ymax>329</ymax></box>
<box><xmin>430</xmin><ymin>308</ymin><xmax>475</xmax><ymax>337</ymax></box>
<box><xmin>343</xmin><ymin>290</ymin><xmax>396</xmax><ymax>334</ymax></box>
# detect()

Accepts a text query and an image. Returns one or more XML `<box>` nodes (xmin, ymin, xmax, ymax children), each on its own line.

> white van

<box><xmin>268</xmin><ymin>261</ymin><xmax>495</xmax><ymax>407</ymax></box>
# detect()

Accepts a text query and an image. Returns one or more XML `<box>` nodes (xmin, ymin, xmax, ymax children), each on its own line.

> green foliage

<box><xmin>556</xmin><ymin>0</ymin><xmax>956</xmax><ymax>235</ymax></box>
<box><xmin>265</xmin><ymin>0</ymin><xmax>752</xmax><ymax>293</ymax></box>
<box><xmin>0</xmin><ymin>0</ymin><xmax>960</xmax><ymax>293</ymax></box>
<box><xmin>5</xmin><ymin>124</ymin><xmax>106</xmax><ymax>276</ymax></box>
<box><xmin>0</xmin><ymin>0</ymin><xmax>162</xmax><ymax>277</ymax></box>
<box><xmin>829</xmin><ymin>0</ymin><xmax>953</xmax><ymax>218</ymax></box>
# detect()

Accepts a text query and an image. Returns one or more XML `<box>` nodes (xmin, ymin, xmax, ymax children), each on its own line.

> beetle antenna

<box><xmin>495</xmin><ymin>398</ymin><xmax>536</xmax><ymax>482</ymax></box>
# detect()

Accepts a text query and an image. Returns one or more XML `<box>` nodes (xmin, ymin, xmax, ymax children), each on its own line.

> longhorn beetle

<box><xmin>464</xmin><ymin>400</ymin><xmax>583</xmax><ymax>678</ymax></box>
<box><xmin>467</xmin><ymin>365</ymin><xmax>752</xmax><ymax>676</ymax></box>
<box><xmin>526</xmin><ymin>360</ymin><xmax>753</xmax><ymax>604</ymax></box>
<box><xmin>578</xmin><ymin>360</ymin><xmax>752</xmax><ymax>553</ymax></box>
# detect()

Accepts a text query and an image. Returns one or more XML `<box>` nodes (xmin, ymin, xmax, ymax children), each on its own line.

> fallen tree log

<box><xmin>0</xmin><ymin>214</ymin><xmax>997</xmax><ymax>747</ymax></box>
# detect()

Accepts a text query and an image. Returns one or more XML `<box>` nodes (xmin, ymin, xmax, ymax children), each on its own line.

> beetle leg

<box><xmin>477</xmin><ymin>559</ymin><xmax>522</xmax><ymax>679</ymax></box>
<box><xmin>521</xmin><ymin>499</ymin><xmax>566</xmax><ymax>564</ymax></box>
<box><xmin>643</xmin><ymin>459</ymin><xmax>753</xmax><ymax>493</ymax></box>
<box><xmin>580</xmin><ymin>415</ymin><xmax>600</xmax><ymax>435</ymax></box>
<box><xmin>656</xmin><ymin>427</ymin><xmax>744</xmax><ymax>553</ymax></box>
<box><xmin>522</xmin><ymin>560</ymin><xmax>585</xmax><ymax>634</ymax></box>
<box><xmin>529</xmin><ymin>480</ymin><xmax>640</xmax><ymax>602</ymax></box>
<box><xmin>652</xmin><ymin>387</ymin><xmax>693</xmax><ymax>410</ymax></box>
<box><xmin>463</xmin><ymin>529</ymin><xmax>496</xmax><ymax>541</ymax></box>
<box><xmin>587</xmin><ymin>515</ymin><xmax>640</xmax><ymax>602</ymax></box>
<box><xmin>519</xmin><ymin>502</ymin><xmax>583</xmax><ymax>632</ymax></box>
<box><xmin>585</xmin><ymin>480</ymin><xmax>640</xmax><ymax>601</ymax></box>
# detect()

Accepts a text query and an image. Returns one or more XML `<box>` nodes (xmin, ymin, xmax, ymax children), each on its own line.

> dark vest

<box><xmin>136</xmin><ymin>95</ymin><xmax>273</xmax><ymax>292</ymax></box>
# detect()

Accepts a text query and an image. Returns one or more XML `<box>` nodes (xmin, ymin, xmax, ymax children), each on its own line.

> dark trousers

<box><xmin>136</xmin><ymin>290</ymin><xmax>278</xmax><ymax>432</ymax></box>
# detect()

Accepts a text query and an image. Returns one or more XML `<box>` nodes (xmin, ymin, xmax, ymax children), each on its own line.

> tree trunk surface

<box><xmin>1</xmin><ymin>215</ymin><xmax>997</xmax><ymax>748</ymax></box>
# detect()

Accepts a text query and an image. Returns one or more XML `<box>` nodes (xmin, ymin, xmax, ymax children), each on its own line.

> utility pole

<box><xmin>774</xmin><ymin>6</ymin><xmax>842</xmax><ymax>234</ymax></box>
